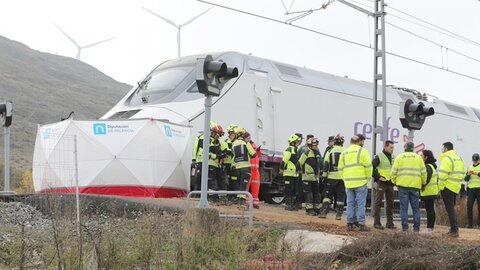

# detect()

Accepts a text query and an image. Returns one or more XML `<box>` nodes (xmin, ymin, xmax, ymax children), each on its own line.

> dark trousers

<box><xmin>373</xmin><ymin>181</ymin><xmax>395</xmax><ymax>226</ymax></box>
<box><xmin>296</xmin><ymin>175</ymin><xmax>304</xmax><ymax>204</ymax></box>
<box><xmin>226</xmin><ymin>164</ymin><xmax>238</xmax><ymax>191</ymax></box>
<box><xmin>322</xmin><ymin>179</ymin><xmax>345</xmax><ymax>208</ymax></box>
<box><xmin>441</xmin><ymin>188</ymin><xmax>458</xmax><ymax>232</ymax></box>
<box><xmin>302</xmin><ymin>180</ymin><xmax>320</xmax><ymax>210</ymax></box>
<box><xmin>217</xmin><ymin>166</ymin><xmax>227</xmax><ymax>190</ymax></box>
<box><xmin>235</xmin><ymin>168</ymin><xmax>251</xmax><ymax>191</ymax></box>
<box><xmin>467</xmin><ymin>188</ymin><xmax>480</xmax><ymax>226</ymax></box>
<box><xmin>284</xmin><ymin>176</ymin><xmax>298</xmax><ymax>207</ymax></box>
<box><xmin>422</xmin><ymin>196</ymin><xmax>436</xmax><ymax>229</ymax></box>
<box><xmin>193</xmin><ymin>163</ymin><xmax>202</xmax><ymax>191</ymax></box>
<box><xmin>193</xmin><ymin>165</ymin><xmax>218</xmax><ymax>195</ymax></box>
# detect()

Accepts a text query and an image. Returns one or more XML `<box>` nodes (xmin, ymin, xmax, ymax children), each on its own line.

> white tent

<box><xmin>33</xmin><ymin>119</ymin><xmax>190</xmax><ymax>198</ymax></box>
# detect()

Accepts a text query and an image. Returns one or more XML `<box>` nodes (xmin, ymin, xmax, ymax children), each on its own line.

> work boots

<box><xmin>335</xmin><ymin>206</ymin><xmax>343</xmax><ymax>220</ymax></box>
<box><xmin>359</xmin><ymin>225</ymin><xmax>369</xmax><ymax>231</ymax></box>
<box><xmin>318</xmin><ymin>202</ymin><xmax>330</xmax><ymax>218</ymax></box>
<box><xmin>284</xmin><ymin>196</ymin><xmax>296</xmax><ymax>211</ymax></box>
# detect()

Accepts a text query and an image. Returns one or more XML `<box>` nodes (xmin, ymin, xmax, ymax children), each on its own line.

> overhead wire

<box><xmin>358</xmin><ymin>0</ymin><xmax>480</xmax><ymax>49</ymax></box>
<box><xmin>195</xmin><ymin>0</ymin><xmax>480</xmax><ymax>83</ymax></box>
<box><xmin>349</xmin><ymin>0</ymin><xmax>480</xmax><ymax>68</ymax></box>
<box><xmin>387</xmin><ymin>5</ymin><xmax>480</xmax><ymax>48</ymax></box>
<box><xmin>387</xmin><ymin>22</ymin><xmax>480</xmax><ymax>65</ymax></box>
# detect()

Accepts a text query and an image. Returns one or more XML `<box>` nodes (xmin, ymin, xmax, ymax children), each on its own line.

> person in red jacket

<box><xmin>245</xmin><ymin>132</ymin><xmax>262</xmax><ymax>209</ymax></box>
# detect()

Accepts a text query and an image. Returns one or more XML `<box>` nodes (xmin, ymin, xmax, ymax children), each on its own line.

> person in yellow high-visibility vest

<box><xmin>282</xmin><ymin>134</ymin><xmax>302</xmax><ymax>211</ymax></box>
<box><xmin>318</xmin><ymin>134</ymin><xmax>345</xmax><ymax>220</ymax></box>
<box><xmin>465</xmin><ymin>153</ymin><xmax>480</xmax><ymax>228</ymax></box>
<box><xmin>372</xmin><ymin>140</ymin><xmax>396</xmax><ymax>230</ymax></box>
<box><xmin>224</xmin><ymin>124</ymin><xmax>238</xmax><ymax>192</ymax></box>
<box><xmin>391</xmin><ymin>141</ymin><xmax>427</xmax><ymax>233</ymax></box>
<box><xmin>438</xmin><ymin>141</ymin><xmax>466</xmax><ymax>238</ymax></box>
<box><xmin>338</xmin><ymin>134</ymin><xmax>372</xmax><ymax>232</ymax></box>
<box><xmin>232</xmin><ymin>127</ymin><xmax>257</xmax><ymax>198</ymax></box>
<box><xmin>299</xmin><ymin>137</ymin><xmax>322</xmax><ymax>215</ymax></box>
<box><xmin>419</xmin><ymin>149</ymin><xmax>439</xmax><ymax>234</ymax></box>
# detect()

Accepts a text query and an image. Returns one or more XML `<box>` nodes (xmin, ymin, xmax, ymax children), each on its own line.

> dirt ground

<box><xmin>128</xmin><ymin>197</ymin><xmax>480</xmax><ymax>244</ymax></box>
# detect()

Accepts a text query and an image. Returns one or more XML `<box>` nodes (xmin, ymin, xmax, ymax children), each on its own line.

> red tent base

<box><xmin>39</xmin><ymin>186</ymin><xmax>188</xmax><ymax>198</ymax></box>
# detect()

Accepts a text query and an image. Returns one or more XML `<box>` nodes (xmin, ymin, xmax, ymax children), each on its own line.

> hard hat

<box><xmin>211</xmin><ymin>124</ymin><xmax>224</xmax><ymax>136</ymax></box>
<box><xmin>473</xmin><ymin>153</ymin><xmax>480</xmax><ymax>162</ymax></box>
<box><xmin>334</xmin><ymin>134</ymin><xmax>345</xmax><ymax>144</ymax></box>
<box><xmin>210</xmin><ymin>120</ymin><xmax>218</xmax><ymax>130</ymax></box>
<box><xmin>288</xmin><ymin>134</ymin><xmax>300</xmax><ymax>143</ymax></box>
<box><xmin>227</xmin><ymin>124</ymin><xmax>238</xmax><ymax>133</ymax></box>
<box><xmin>307</xmin><ymin>137</ymin><xmax>319</xmax><ymax>146</ymax></box>
<box><xmin>234</xmin><ymin>127</ymin><xmax>246</xmax><ymax>137</ymax></box>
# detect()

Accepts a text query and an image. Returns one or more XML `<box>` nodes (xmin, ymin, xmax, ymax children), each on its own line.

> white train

<box><xmin>99</xmin><ymin>51</ymin><xmax>480</xmax><ymax>202</ymax></box>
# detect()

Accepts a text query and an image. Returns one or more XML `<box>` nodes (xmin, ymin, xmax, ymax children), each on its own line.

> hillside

<box><xmin>0</xmin><ymin>35</ymin><xmax>131</xmax><ymax>179</ymax></box>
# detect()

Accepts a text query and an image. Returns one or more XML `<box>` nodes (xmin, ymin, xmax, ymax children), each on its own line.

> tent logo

<box><xmin>164</xmin><ymin>125</ymin><xmax>172</xmax><ymax>137</ymax></box>
<box><xmin>43</xmin><ymin>128</ymin><xmax>53</xmax><ymax>139</ymax></box>
<box><xmin>93</xmin><ymin>123</ymin><xmax>107</xmax><ymax>135</ymax></box>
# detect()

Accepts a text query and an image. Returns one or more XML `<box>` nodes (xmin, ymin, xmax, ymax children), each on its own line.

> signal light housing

<box><xmin>0</xmin><ymin>101</ymin><xmax>13</xmax><ymax>127</ymax></box>
<box><xmin>196</xmin><ymin>55</ymin><xmax>238</xmax><ymax>96</ymax></box>
<box><xmin>399</xmin><ymin>98</ymin><xmax>435</xmax><ymax>130</ymax></box>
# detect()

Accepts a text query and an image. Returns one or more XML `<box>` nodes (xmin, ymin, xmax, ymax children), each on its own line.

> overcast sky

<box><xmin>1</xmin><ymin>0</ymin><xmax>479</xmax><ymax>108</ymax></box>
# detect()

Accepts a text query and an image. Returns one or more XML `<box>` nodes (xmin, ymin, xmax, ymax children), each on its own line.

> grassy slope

<box><xmin>0</xmin><ymin>35</ymin><xmax>131</xmax><ymax>184</ymax></box>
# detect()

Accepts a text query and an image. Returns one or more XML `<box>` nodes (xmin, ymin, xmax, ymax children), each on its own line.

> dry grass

<box><xmin>302</xmin><ymin>233</ymin><xmax>480</xmax><ymax>270</ymax></box>
<box><xmin>0</xmin><ymin>196</ymin><xmax>287</xmax><ymax>270</ymax></box>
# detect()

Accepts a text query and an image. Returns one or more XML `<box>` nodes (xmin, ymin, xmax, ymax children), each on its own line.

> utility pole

<box><xmin>337</xmin><ymin>0</ymin><xmax>387</xmax><ymax>213</ymax></box>
<box><xmin>0</xmin><ymin>101</ymin><xmax>13</xmax><ymax>194</ymax></box>
<box><xmin>371</xmin><ymin>0</ymin><xmax>387</xmax><ymax>213</ymax></box>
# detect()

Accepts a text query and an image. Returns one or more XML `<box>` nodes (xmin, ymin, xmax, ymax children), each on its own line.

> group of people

<box><xmin>283</xmin><ymin>132</ymin><xmax>480</xmax><ymax>236</ymax></box>
<box><xmin>191</xmin><ymin>123</ymin><xmax>480</xmax><ymax>236</ymax></box>
<box><xmin>282</xmin><ymin>133</ymin><xmax>371</xmax><ymax>231</ymax></box>
<box><xmin>191</xmin><ymin>122</ymin><xmax>262</xmax><ymax>208</ymax></box>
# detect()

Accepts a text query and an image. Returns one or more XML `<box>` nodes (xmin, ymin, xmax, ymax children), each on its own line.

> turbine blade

<box><xmin>181</xmin><ymin>7</ymin><xmax>213</xmax><ymax>27</ymax></box>
<box><xmin>82</xmin><ymin>37</ymin><xmax>116</xmax><ymax>49</ymax></box>
<box><xmin>53</xmin><ymin>23</ymin><xmax>80</xmax><ymax>48</ymax></box>
<box><xmin>142</xmin><ymin>7</ymin><xmax>178</xmax><ymax>28</ymax></box>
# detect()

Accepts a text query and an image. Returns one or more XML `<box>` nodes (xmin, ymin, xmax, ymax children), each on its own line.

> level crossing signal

<box><xmin>399</xmin><ymin>98</ymin><xmax>435</xmax><ymax>130</ymax></box>
<box><xmin>196</xmin><ymin>55</ymin><xmax>238</xmax><ymax>96</ymax></box>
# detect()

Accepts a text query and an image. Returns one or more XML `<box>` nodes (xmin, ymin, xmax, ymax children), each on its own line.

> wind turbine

<box><xmin>142</xmin><ymin>7</ymin><xmax>213</xmax><ymax>58</ymax></box>
<box><xmin>53</xmin><ymin>23</ymin><xmax>116</xmax><ymax>61</ymax></box>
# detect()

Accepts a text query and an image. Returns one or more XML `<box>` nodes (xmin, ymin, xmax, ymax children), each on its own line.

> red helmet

<box><xmin>211</xmin><ymin>124</ymin><xmax>224</xmax><ymax>136</ymax></box>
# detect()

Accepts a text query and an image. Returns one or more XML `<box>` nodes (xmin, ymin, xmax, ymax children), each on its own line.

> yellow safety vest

<box><xmin>299</xmin><ymin>148</ymin><xmax>320</xmax><ymax>181</ymax></box>
<box><xmin>324</xmin><ymin>145</ymin><xmax>345</xmax><ymax>180</ymax></box>
<box><xmin>377</xmin><ymin>151</ymin><xmax>394</xmax><ymax>180</ymax></box>
<box><xmin>338</xmin><ymin>144</ymin><xmax>372</xmax><ymax>189</ymax></box>
<box><xmin>391</xmin><ymin>152</ymin><xmax>427</xmax><ymax>189</ymax></box>
<box><xmin>192</xmin><ymin>135</ymin><xmax>220</xmax><ymax>167</ymax></box>
<box><xmin>468</xmin><ymin>164</ymin><xmax>480</xmax><ymax>189</ymax></box>
<box><xmin>232</xmin><ymin>138</ymin><xmax>256</xmax><ymax>169</ymax></box>
<box><xmin>421</xmin><ymin>164</ymin><xmax>439</xmax><ymax>197</ymax></box>
<box><xmin>283</xmin><ymin>146</ymin><xmax>299</xmax><ymax>177</ymax></box>
<box><xmin>223</xmin><ymin>138</ymin><xmax>234</xmax><ymax>165</ymax></box>
<box><xmin>438</xmin><ymin>150</ymin><xmax>466</xmax><ymax>194</ymax></box>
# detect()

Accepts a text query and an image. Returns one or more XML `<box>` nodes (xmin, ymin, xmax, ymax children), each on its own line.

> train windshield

<box><xmin>125</xmin><ymin>53</ymin><xmax>243</xmax><ymax>106</ymax></box>
<box><xmin>126</xmin><ymin>64</ymin><xmax>202</xmax><ymax>106</ymax></box>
